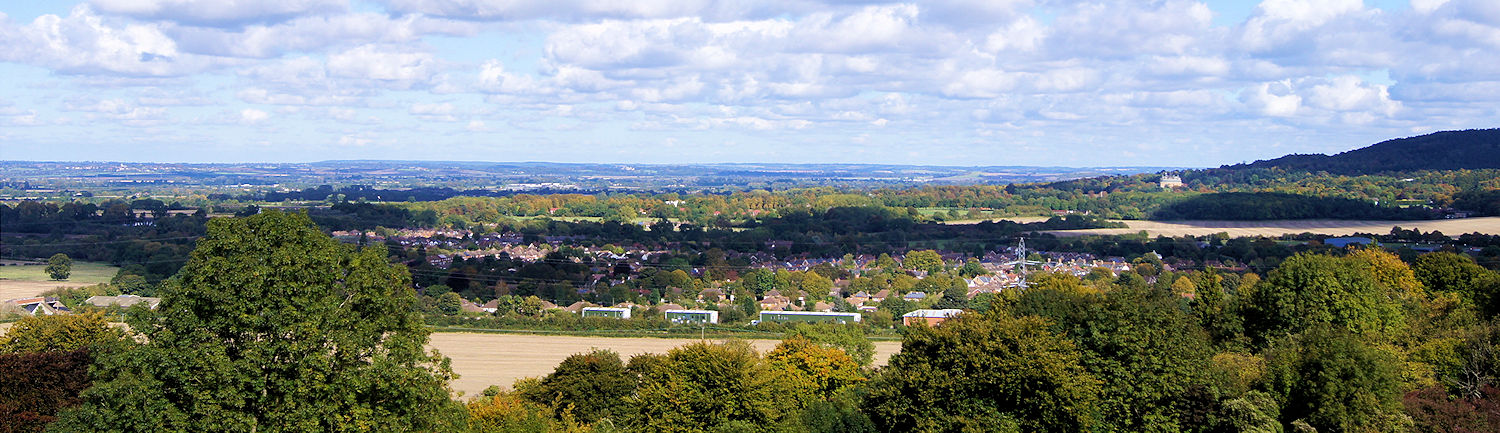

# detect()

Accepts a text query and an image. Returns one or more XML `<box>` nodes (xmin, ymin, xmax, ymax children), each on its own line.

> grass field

<box><xmin>428</xmin><ymin>333</ymin><xmax>903</xmax><ymax>396</ymax></box>
<box><xmin>0</xmin><ymin>261</ymin><xmax>118</xmax><ymax>300</ymax></box>
<box><xmin>1042</xmin><ymin>217</ymin><xmax>1500</xmax><ymax>238</ymax></box>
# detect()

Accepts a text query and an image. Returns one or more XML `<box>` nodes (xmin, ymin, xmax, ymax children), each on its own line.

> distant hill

<box><xmin>1225</xmin><ymin>129</ymin><xmax>1500</xmax><ymax>174</ymax></box>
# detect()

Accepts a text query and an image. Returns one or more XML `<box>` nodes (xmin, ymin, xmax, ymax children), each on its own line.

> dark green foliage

<box><xmin>1153</xmin><ymin>192</ymin><xmax>1427</xmax><ymax>220</ymax></box>
<box><xmin>1233</xmin><ymin>129</ymin><xmax>1500</xmax><ymax>174</ymax></box>
<box><xmin>862</xmin><ymin>313</ymin><xmax>1100</xmax><ymax>432</ymax></box>
<box><xmin>0</xmin><ymin>350</ymin><xmax>92</xmax><ymax>433</ymax></box>
<box><xmin>801</xmin><ymin>389</ymin><xmax>876</xmax><ymax>433</ymax></box>
<box><xmin>1010</xmin><ymin>281</ymin><xmax>1216</xmax><ymax>433</ymax></box>
<box><xmin>520</xmin><ymin>349</ymin><xmax>635</xmax><ymax>424</ymax></box>
<box><xmin>1415</xmin><ymin>252</ymin><xmax>1500</xmax><ymax>317</ymax></box>
<box><xmin>1263</xmin><ymin>327</ymin><xmax>1405</xmax><ymax>433</ymax></box>
<box><xmin>48</xmin><ymin>211</ymin><xmax>463</xmax><ymax>433</ymax></box>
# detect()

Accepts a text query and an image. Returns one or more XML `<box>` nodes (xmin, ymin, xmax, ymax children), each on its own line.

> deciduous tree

<box><xmin>49</xmin><ymin>211</ymin><xmax>463</xmax><ymax>433</ymax></box>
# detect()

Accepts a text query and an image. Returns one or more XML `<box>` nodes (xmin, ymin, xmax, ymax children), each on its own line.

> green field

<box><xmin>0</xmin><ymin>261</ymin><xmax>119</xmax><ymax>284</ymax></box>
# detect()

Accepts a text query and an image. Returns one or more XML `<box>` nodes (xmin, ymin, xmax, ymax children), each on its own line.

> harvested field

<box><xmin>0</xmin><ymin>280</ymin><xmax>96</xmax><ymax>301</ymax></box>
<box><xmin>0</xmin><ymin>261</ymin><xmax>118</xmax><ymax>300</ymax></box>
<box><xmin>1042</xmin><ymin>217</ymin><xmax>1500</xmax><ymax>238</ymax></box>
<box><xmin>428</xmin><ymin>332</ymin><xmax>903</xmax><ymax>397</ymax></box>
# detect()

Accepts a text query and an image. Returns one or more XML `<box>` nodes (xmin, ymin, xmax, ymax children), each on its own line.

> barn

<box><xmin>581</xmin><ymin>307</ymin><xmax>632</xmax><ymax>319</ymax></box>
<box><xmin>665</xmin><ymin>309</ymin><xmax>720</xmax><ymax>324</ymax></box>
<box><xmin>758</xmin><ymin>310</ymin><xmax>862</xmax><ymax>324</ymax></box>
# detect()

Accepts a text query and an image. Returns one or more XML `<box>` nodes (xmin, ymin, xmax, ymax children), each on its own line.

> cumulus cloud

<box><xmin>4</xmin><ymin>0</ymin><xmax>1498</xmax><ymax>165</ymax></box>
<box><xmin>0</xmin><ymin>6</ymin><xmax>206</xmax><ymax>76</ymax></box>
<box><xmin>326</xmin><ymin>44</ymin><xmax>437</xmax><ymax>86</ymax></box>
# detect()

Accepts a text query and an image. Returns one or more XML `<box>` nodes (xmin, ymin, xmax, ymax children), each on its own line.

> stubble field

<box><xmin>1041</xmin><ymin>216</ymin><xmax>1500</xmax><ymax>238</ymax></box>
<box><xmin>428</xmin><ymin>332</ymin><xmax>903</xmax><ymax>397</ymax></box>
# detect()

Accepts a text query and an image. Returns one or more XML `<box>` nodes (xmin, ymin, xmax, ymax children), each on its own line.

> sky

<box><xmin>0</xmin><ymin>0</ymin><xmax>1496</xmax><ymax>167</ymax></box>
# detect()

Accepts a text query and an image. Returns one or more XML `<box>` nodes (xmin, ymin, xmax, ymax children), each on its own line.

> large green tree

<box><xmin>862</xmin><ymin>313</ymin><xmax>1100</xmax><ymax>432</ymax></box>
<box><xmin>1010</xmin><ymin>280</ymin><xmax>1215</xmax><ymax>433</ymax></box>
<box><xmin>50</xmin><ymin>211</ymin><xmax>462</xmax><ymax>433</ymax></box>
<box><xmin>45</xmin><ymin>253</ymin><xmax>71</xmax><ymax>281</ymax></box>
<box><xmin>519</xmin><ymin>349</ymin><xmax>636</xmax><ymax>424</ymax></box>
<box><xmin>1263</xmin><ymin>327</ymin><xmax>1405</xmax><ymax>433</ymax></box>
<box><xmin>1249</xmin><ymin>253</ymin><xmax>1408</xmax><ymax>343</ymax></box>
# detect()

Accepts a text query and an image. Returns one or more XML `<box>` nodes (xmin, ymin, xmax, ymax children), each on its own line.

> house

<box><xmin>582</xmin><ymin>307</ymin><xmax>632</xmax><ymax>319</ymax></box>
<box><xmin>665</xmin><ymin>309</ymin><xmax>719</xmax><ymax>324</ymax></box>
<box><xmin>903</xmin><ymin>291</ymin><xmax>928</xmax><ymax>301</ymax></box>
<box><xmin>1159</xmin><ymin>174</ymin><xmax>1184</xmax><ymax>188</ymax></box>
<box><xmin>84</xmin><ymin>295</ymin><xmax>161</xmax><ymax>310</ymax></box>
<box><xmin>4</xmin><ymin>297</ymin><xmax>70</xmax><ymax>316</ymax></box>
<box><xmin>564</xmin><ymin>301</ymin><xmax>595</xmax><ymax>313</ymax></box>
<box><xmin>902</xmin><ymin>309</ymin><xmax>964</xmax><ymax>326</ymax></box>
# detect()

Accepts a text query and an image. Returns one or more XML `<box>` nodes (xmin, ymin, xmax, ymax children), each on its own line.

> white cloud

<box><xmin>90</xmin><ymin>0</ymin><xmax>346</xmax><ymax>26</ymax></box>
<box><xmin>0</xmin><ymin>6</ymin><xmax>205</xmax><ymax>76</ymax></box>
<box><xmin>327</xmin><ymin>45</ymin><xmax>436</xmax><ymax>84</ymax></box>
<box><xmin>1240</xmin><ymin>0</ymin><xmax>1364</xmax><ymax>52</ymax></box>
<box><xmin>240</xmin><ymin>108</ymin><xmax>268</xmax><ymax>123</ymax></box>
<box><xmin>1241</xmin><ymin>80</ymin><xmax>1302</xmax><ymax>117</ymax></box>
<box><xmin>166</xmin><ymin>12</ymin><xmax>476</xmax><ymax>58</ymax></box>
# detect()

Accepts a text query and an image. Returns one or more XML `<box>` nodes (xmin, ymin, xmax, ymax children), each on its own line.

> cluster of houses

<box><xmin>576</xmin><ymin>305</ymin><xmax>962</xmax><ymax>327</ymax></box>
<box><xmin>1</xmin><ymin>294</ymin><xmax>161</xmax><ymax>317</ymax></box>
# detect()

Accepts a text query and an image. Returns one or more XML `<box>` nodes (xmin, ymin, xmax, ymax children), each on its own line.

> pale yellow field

<box><xmin>0</xmin><ymin>280</ymin><xmax>96</xmax><ymax>301</ymax></box>
<box><xmin>0</xmin><ymin>326</ymin><xmax>902</xmax><ymax>398</ymax></box>
<box><xmin>428</xmin><ymin>332</ymin><xmax>903</xmax><ymax>397</ymax></box>
<box><xmin>1043</xmin><ymin>217</ymin><xmax>1500</xmax><ymax>238</ymax></box>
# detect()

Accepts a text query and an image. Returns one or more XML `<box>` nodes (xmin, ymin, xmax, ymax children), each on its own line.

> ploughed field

<box><xmin>428</xmin><ymin>332</ymin><xmax>903</xmax><ymax>397</ymax></box>
<box><xmin>1042</xmin><ymin>216</ymin><xmax>1500</xmax><ymax>237</ymax></box>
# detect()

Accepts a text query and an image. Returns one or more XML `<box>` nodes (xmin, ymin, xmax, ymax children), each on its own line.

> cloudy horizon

<box><xmin>1</xmin><ymin>0</ymin><xmax>1496</xmax><ymax>167</ymax></box>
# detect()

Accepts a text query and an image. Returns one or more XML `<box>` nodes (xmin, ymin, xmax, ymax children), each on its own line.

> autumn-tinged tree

<box><xmin>0</xmin><ymin>311</ymin><xmax>122</xmax><ymax>354</ymax></box>
<box><xmin>0</xmin><ymin>350</ymin><xmax>92</xmax><ymax>433</ymax></box>
<box><xmin>1249</xmin><ymin>253</ymin><xmax>1408</xmax><ymax>343</ymax></box>
<box><xmin>624</xmin><ymin>341</ymin><xmax>800</xmax><ymax>432</ymax></box>
<box><xmin>785</xmin><ymin>323</ymin><xmax>876</xmax><ymax>367</ymax></box>
<box><xmin>49</xmin><ymin>211</ymin><xmax>463</xmax><ymax>433</ymax></box>
<box><xmin>902</xmin><ymin>250</ymin><xmax>944</xmax><ymax>275</ymax></box>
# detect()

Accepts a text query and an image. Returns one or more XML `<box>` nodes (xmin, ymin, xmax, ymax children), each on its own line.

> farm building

<box><xmin>665</xmin><ymin>309</ymin><xmax>719</xmax><ymax>324</ymax></box>
<box><xmin>902</xmin><ymin>309</ymin><xmax>964</xmax><ymax>326</ymax></box>
<box><xmin>758</xmin><ymin>310</ymin><xmax>862</xmax><ymax>324</ymax></box>
<box><xmin>581</xmin><ymin>307</ymin><xmax>632</xmax><ymax>319</ymax></box>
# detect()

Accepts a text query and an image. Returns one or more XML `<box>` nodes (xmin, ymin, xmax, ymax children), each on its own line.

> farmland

<box><xmin>427</xmin><ymin>332</ymin><xmax>903</xmax><ymax>396</ymax></box>
<box><xmin>0</xmin><ymin>260</ymin><xmax>118</xmax><ymax>300</ymax></box>
<box><xmin>1041</xmin><ymin>216</ymin><xmax>1500</xmax><ymax>238</ymax></box>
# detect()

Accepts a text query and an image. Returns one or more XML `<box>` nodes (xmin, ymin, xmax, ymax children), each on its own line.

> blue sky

<box><xmin>1</xmin><ymin>0</ymin><xmax>1496</xmax><ymax>167</ymax></box>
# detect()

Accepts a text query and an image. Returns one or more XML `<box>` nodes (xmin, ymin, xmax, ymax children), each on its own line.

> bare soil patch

<box><xmin>1043</xmin><ymin>217</ymin><xmax>1500</xmax><ymax>238</ymax></box>
<box><xmin>428</xmin><ymin>332</ymin><xmax>902</xmax><ymax>397</ymax></box>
